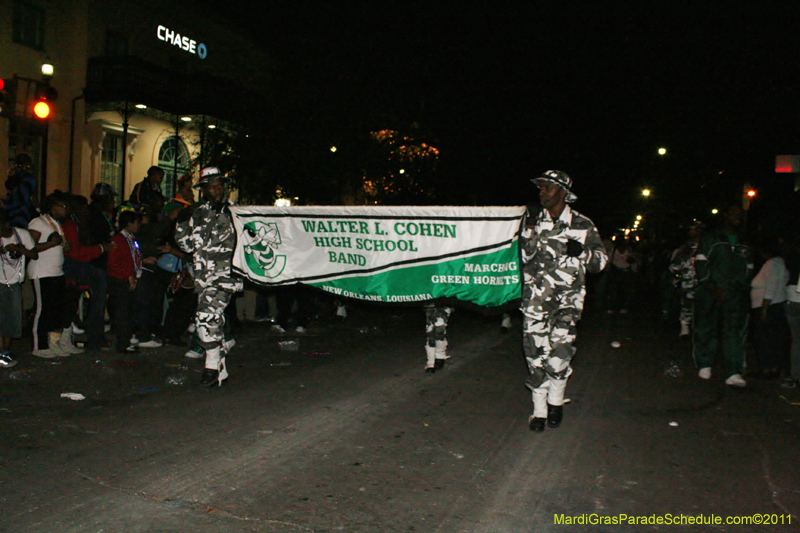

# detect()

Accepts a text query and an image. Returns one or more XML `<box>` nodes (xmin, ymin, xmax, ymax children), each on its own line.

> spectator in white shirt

<box><xmin>750</xmin><ymin>239</ymin><xmax>790</xmax><ymax>379</ymax></box>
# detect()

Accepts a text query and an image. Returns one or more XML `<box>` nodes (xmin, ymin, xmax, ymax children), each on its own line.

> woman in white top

<box><xmin>750</xmin><ymin>239</ymin><xmax>790</xmax><ymax>379</ymax></box>
<box><xmin>27</xmin><ymin>192</ymin><xmax>82</xmax><ymax>357</ymax></box>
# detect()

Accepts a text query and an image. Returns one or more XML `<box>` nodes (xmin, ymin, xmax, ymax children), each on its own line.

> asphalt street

<box><xmin>2</xmin><ymin>294</ymin><xmax>799</xmax><ymax>532</ymax></box>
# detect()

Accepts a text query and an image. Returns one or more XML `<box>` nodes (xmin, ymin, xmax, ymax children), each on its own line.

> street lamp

<box><xmin>641</xmin><ymin>188</ymin><xmax>651</xmax><ymax>197</ymax></box>
<box><xmin>41</xmin><ymin>57</ymin><xmax>54</xmax><ymax>80</ymax></box>
<box><xmin>658</xmin><ymin>147</ymin><xmax>667</xmax><ymax>156</ymax></box>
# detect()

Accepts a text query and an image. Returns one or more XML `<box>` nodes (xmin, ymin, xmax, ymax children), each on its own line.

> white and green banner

<box><xmin>231</xmin><ymin>206</ymin><xmax>525</xmax><ymax>308</ymax></box>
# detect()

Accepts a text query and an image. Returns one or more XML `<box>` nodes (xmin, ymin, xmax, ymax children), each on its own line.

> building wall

<box><xmin>2</xmin><ymin>0</ymin><xmax>271</xmax><ymax>203</ymax></box>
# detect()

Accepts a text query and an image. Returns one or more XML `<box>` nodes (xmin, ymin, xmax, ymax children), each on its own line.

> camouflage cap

<box><xmin>532</xmin><ymin>170</ymin><xmax>577</xmax><ymax>203</ymax></box>
<box><xmin>194</xmin><ymin>166</ymin><xmax>230</xmax><ymax>189</ymax></box>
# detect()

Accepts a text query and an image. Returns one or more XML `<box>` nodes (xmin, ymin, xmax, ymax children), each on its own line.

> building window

<box><xmin>105</xmin><ymin>31</ymin><xmax>129</xmax><ymax>57</ymax></box>
<box><xmin>12</xmin><ymin>1</ymin><xmax>45</xmax><ymax>50</ymax></box>
<box><xmin>158</xmin><ymin>136</ymin><xmax>190</xmax><ymax>198</ymax></box>
<box><xmin>100</xmin><ymin>133</ymin><xmax>124</xmax><ymax>197</ymax></box>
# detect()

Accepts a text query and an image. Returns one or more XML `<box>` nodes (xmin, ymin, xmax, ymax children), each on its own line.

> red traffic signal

<box><xmin>1</xmin><ymin>77</ymin><xmax>17</xmax><ymax>118</ymax></box>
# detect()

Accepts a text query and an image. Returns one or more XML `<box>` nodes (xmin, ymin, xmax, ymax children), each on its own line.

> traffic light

<box><xmin>32</xmin><ymin>83</ymin><xmax>58</xmax><ymax>120</ymax></box>
<box><xmin>0</xmin><ymin>78</ymin><xmax>17</xmax><ymax>118</ymax></box>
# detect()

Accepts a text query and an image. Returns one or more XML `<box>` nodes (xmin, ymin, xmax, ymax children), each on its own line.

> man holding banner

<box><xmin>522</xmin><ymin>170</ymin><xmax>607</xmax><ymax>432</ymax></box>
<box><xmin>176</xmin><ymin>167</ymin><xmax>243</xmax><ymax>387</ymax></box>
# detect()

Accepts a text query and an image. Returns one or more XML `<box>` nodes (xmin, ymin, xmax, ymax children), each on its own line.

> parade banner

<box><xmin>231</xmin><ymin>206</ymin><xmax>525</xmax><ymax>308</ymax></box>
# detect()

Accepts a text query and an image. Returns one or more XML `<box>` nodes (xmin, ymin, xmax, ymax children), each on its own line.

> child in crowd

<box><xmin>106</xmin><ymin>210</ymin><xmax>143</xmax><ymax>353</ymax></box>
<box><xmin>0</xmin><ymin>210</ymin><xmax>38</xmax><ymax>367</ymax></box>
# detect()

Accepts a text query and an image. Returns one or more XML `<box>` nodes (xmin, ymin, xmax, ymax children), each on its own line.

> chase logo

<box><xmin>157</xmin><ymin>25</ymin><xmax>207</xmax><ymax>59</ymax></box>
<box><xmin>242</xmin><ymin>221</ymin><xmax>286</xmax><ymax>279</ymax></box>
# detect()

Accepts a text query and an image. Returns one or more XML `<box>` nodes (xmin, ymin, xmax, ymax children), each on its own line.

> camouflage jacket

<box><xmin>669</xmin><ymin>241</ymin><xmax>699</xmax><ymax>291</ymax></box>
<box><xmin>175</xmin><ymin>201</ymin><xmax>243</xmax><ymax>292</ymax></box>
<box><xmin>520</xmin><ymin>205</ymin><xmax>607</xmax><ymax>311</ymax></box>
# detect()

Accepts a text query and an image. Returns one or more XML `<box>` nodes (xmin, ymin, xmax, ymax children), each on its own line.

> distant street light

<box><xmin>330</xmin><ymin>146</ymin><xmax>337</xmax><ymax>153</ymax></box>
<box><xmin>642</xmin><ymin>188</ymin><xmax>651</xmax><ymax>197</ymax></box>
<box><xmin>658</xmin><ymin>147</ymin><xmax>667</xmax><ymax>156</ymax></box>
<box><xmin>711</xmin><ymin>208</ymin><xmax>719</xmax><ymax>215</ymax></box>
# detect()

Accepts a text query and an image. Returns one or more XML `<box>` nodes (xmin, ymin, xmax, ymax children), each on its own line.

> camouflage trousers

<box><xmin>425</xmin><ymin>305</ymin><xmax>452</xmax><ymax>347</ymax></box>
<box><xmin>679</xmin><ymin>290</ymin><xmax>695</xmax><ymax>326</ymax></box>
<box><xmin>521</xmin><ymin>304</ymin><xmax>578</xmax><ymax>383</ymax></box>
<box><xmin>195</xmin><ymin>286</ymin><xmax>234</xmax><ymax>370</ymax></box>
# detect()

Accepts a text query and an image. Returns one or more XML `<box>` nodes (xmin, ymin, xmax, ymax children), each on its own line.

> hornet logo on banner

<box><xmin>242</xmin><ymin>221</ymin><xmax>286</xmax><ymax>279</ymax></box>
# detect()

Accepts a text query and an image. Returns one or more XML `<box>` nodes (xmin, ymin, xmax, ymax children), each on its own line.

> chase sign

<box><xmin>157</xmin><ymin>25</ymin><xmax>207</xmax><ymax>59</ymax></box>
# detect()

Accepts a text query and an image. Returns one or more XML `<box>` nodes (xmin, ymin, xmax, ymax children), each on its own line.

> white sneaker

<box><xmin>49</xmin><ymin>333</ymin><xmax>70</xmax><ymax>357</ymax></box>
<box><xmin>32</xmin><ymin>348</ymin><xmax>58</xmax><ymax>359</ymax></box>
<box><xmin>72</xmin><ymin>323</ymin><xmax>85</xmax><ymax>335</ymax></box>
<box><xmin>295</xmin><ymin>326</ymin><xmax>306</xmax><ymax>334</ymax></box>
<box><xmin>58</xmin><ymin>328</ymin><xmax>84</xmax><ymax>354</ymax></box>
<box><xmin>271</xmin><ymin>324</ymin><xmax>286</xmax><ymax>333</ymax></box>
<box><xmin>185</xmin><ymin>349</ymin><xmax>203</xmax><ymax>359</ymax></box>
<box><xmin>725</xmin><ymin>374</ymin><xmax>747</xmax><ymax>387</ymax></box>
<box><xmin>130</xmin><ymin>335</ymin><xmax>139</xmax><ymax>345</ymax></box>
<box><xmin>0</xmin><ymin>353</ymin><xmax>18</xmax><ymax>368</ymax></box>
<box><xmin>698</xmin><ymin>367</ymin><xmax>712</xmax><ymax>380</ymax></box>
<box><xmin>138</xmin><ymin>338</ymin><xmax>163</xmax><ymax>348</ymax></box>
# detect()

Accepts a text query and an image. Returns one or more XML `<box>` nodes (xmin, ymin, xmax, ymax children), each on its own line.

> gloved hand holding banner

<box><xmin>231</xmin><ymin>205</ymin><xmax>525</xmax><ymax>308</ymax></box>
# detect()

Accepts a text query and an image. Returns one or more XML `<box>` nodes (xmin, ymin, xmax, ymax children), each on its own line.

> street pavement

<box><xmin>1</xmin><ymin>294</ymin><xmax>799</xmax><ymax>532</ymax></box>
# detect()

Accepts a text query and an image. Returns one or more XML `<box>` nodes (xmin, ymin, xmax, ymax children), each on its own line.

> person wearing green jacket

<box><xmin>693</xmin><ymin>206</ymin><xmax>754</xmax><ymax>387</ymax></box>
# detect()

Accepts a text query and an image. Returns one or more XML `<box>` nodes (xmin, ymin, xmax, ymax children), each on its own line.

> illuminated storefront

<box><xmin>1</xmin><ymin>0</ymin><xmax>270</xmax><ymax>202</ymax></box>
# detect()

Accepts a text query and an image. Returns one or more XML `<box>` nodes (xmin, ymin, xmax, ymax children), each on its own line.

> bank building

<box><xmin>1</xmin><ymin>0</ymin><xmax>272</xmax><ymax>201</ymax></box>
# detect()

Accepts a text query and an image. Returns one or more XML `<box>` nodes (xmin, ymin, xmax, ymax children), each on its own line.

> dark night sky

<box><xmin>211</xmin><ymin>2</ymin><xmax>800</xmax><ymax>232</ymax></box>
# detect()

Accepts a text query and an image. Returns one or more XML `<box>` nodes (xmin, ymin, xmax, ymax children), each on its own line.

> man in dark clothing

<box><xmin>693</xmin><ymin>206</ymin><xmax>754</xmax><ymax>387</ymax></box>
<box><xmin>129</xmin><ymin>166</ymin><xmax>165</xmax><ymax>222</ymax></box>
<box><xmin>3</xmin><ymin>153</ymin><xmax>38</xmax><ymax>228</ymax></box>
<box><xmin>132</xmin><ymin>205</ymin><xmax>184</xmax><ymax>347</ymax></box>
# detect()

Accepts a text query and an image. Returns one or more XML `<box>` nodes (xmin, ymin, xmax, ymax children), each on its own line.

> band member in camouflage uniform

<box><xmin>669</xmin><ymin>221</ymin><xmax>703</xmax><ymax>337</ymax></box>
<box><xmin>175</xmin><ymin>167</ymin><xmax>243</xmax><ymax>387</ymax></box>
<box><xmin>424</xmin><ymin>304</ymin><xmax>453</xmax><ymax>372</ymax></box>
<box><xmin>521</xmin><ymin>170</ymin><xmax>607</xmax><ymax>432</ymax></box>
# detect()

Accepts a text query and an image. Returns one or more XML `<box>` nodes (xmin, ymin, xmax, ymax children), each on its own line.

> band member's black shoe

<box><xmin>547</xmin><ymin>404</ymin><xmax>563</xmax><ymax>428</ymax></box>
<box><xmin>200</xmin><ymin>369</ymin><xmax>219</xmax><ymax>387</ymax></box>
<box><xmin>529</xmin><ymin>416</ymin><xmax>546</xmax><ymax>432</ymax></box>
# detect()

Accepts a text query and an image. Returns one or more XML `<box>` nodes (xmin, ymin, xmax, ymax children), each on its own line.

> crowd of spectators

<box><xmin>0</xmin><ymin>162</ymin><xmax>203</xmax><ymax>368</ymax></box>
